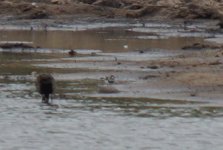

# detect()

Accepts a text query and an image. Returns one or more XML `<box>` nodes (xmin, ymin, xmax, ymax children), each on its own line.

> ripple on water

<box><xmin>1</xmin><ymin>92</ymin><xmax>223</xmax><ymax>150</ymax></box>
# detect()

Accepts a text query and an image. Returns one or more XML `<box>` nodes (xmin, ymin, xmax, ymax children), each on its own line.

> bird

<box><xmin>68</xmin><ymin>49</ymin><xmax>77</xmax><ymax>57</ymax></box>
<box><xmin>105</xmin><ymin>75</ymin><xmax>115</xmax><ymax>84</ymax></box>
<box><xmin>36</xmin><ymin>74</ymin><xmax>55</xmax><ymax>103</ymax></box>
<box><xmin>123</xmin><ymin>45</ymin><xmax>128</xmax><ymax>49</ymax></box>
<box><xmin>43</xmin><ymin>23</ymin><xmax>48</xmax><ymax>32</ymax></box>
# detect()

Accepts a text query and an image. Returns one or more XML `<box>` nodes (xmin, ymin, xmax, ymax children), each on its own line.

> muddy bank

<box><xmin>0</xmin><ymin>0</ymin><xmax>223</xmax><ymax>23</ymax></box>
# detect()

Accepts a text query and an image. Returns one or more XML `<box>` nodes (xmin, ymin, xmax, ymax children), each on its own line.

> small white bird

<box><xmin>31</xmin><ymin>2</ymin><xmax>36</xmax><ymax>6</ymax></box>
<box><xmin>106</xmin><ymin>75</ymin><xmax>115</xmax><ymax>84</ymax></box>
<box><xmin>123</xmin><ymin>45</ymin><xmax>128</xmax><ymax>49</ymax></box>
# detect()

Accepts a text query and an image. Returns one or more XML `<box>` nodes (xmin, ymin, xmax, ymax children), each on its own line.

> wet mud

<box><xmin>0</xmin><ymin>20</ymin><xmax>223</xmax><ymax>102</ymax></box>
<box><xmin>0</xmin><ymin>20</ymin><xmax>223</xmax><ymax>150</ymax></box>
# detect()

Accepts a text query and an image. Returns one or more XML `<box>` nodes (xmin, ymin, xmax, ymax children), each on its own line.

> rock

<box><xmin>182</xmin><ymin>43</ymin><xmax>221</xmax><ymax>50</ymax></box>
<box><xmin>93</xmin><ymin>0</ymin><xmax>124</xmax><ymax>8</ymax></box>
<box><xmin>139</xmin><ymin>50</ymin><xmax>144</xmax><ymax>53</ymax></box>
<box><xmin>98</xmin><ymin>85</ymin><xmax>120</xmax><ymax>94</ymax></box>
<box><xmin>126</xmin><ymin>5</ymin><xmax>163</xmax><ymax>18</ymax></box>
<box><xmin>15</xmin><ymin>3</ymin><xmax>37</xmax><ymax>13</ymax></box>
<box><xmin>91</xmin><ymin>52</ymin><xmax>97</xmax><ymax>56</ymax></box>
<box><xmin>68</xmin><ymin>50</ymin><xmax>77</xmax><ymax>56</ymax></box>
<box><xmin>20</xmin><ymin>4</ymin><xmax>35</xmax><ymax>12</ymax></box>
<box><xmin>125</xmin><ymin>4</ymin><xmax>143</xmax><ymax>10</ymax></box>
<box><xmin>208</xmin><ymin>61</ymin><xmax>222</xmax><ymax>66</ymax></box>
<box><xmin>26</xmin><ymin>10</ymin><xmax>49</xmax><ymax>19</ymax></box>
<box><xmin>51</xmin><ymin>0</ymin><xmax>71</xmax><ymax>5</ymax></box>
<box><xmin>79</xmin><ymin>0</ymin><xmax>97</xmax><ymax>4</ymax></box>
<box><xmin>157</xmin><ymin>0</ymin><xmax>182</xmax><ymax>7</ymax></box>
<box><xmin>174</xmin><ymin>2</ymin><xmax>222</xmax><ymax>19</ymax></box>
<box><xmin>147</xmin><ymin>65</ymin><xmax>159</xmax><ymax>69</ymax></box>
<box><xmin>190</xmin><ymin>93</ymin><xmax>196</xmax><ymax>97</ymax></box>
<box><xmin>140</xmin><ymin>75</ymin><xmax>158</xmax><ymax>80</ymax></box>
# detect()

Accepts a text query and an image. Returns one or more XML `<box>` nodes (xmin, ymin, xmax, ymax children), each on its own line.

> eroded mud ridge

<box><xmin>1</xmin><ymin>0</ymin><xmax>223</xmax><ymax>22</ymax></box>
<box><xmin>1</xmin><ymin>20</ymin><xmax>223</xmax><ymax>149</ymax></box>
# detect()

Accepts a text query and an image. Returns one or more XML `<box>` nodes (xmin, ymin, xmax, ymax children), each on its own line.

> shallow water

<box><xmin>1</xmin><ymin>82</ymin><xmax>223</xmax><ymax>150</ymax></box>
<box><xmin>1</xmin><ymin>73</ymin><xmax>223</xmax><ymax>150</ymax></box>
<box><xmin>1</xmin><ymin>23</ymin><xmax>223</xmax><ymax>149</ymax></box>
<box><xmin>0</xmin><ymin>28</ymin><xmax>205</xmax><ymax>52</ymax></box>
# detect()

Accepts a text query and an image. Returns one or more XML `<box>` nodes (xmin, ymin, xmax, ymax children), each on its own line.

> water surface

<box><xmin>0</xmin><ymin>24</ymin><xmax>223</xmax><ymax>150</ymax></box>
<box><xmin>0</xmin><ymin>28</ymin><xmax>205</xmax><ymax>52</ymax></box>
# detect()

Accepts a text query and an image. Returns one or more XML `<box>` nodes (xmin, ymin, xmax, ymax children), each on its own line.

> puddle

<box><xmin>0</xmin><ymin>28</ymin><xmax>205</xmax><ymax>52</ymax></box>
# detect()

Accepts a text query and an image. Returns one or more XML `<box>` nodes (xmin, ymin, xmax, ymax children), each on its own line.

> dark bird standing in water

<box><xmin>36</xmin><ymin>74</ymin><xmax>55</xmax><ymax>103</ymax></box>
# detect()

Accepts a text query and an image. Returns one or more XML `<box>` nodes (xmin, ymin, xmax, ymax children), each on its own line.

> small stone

<box><xmin>190</xmin><ymin>93</ymin><xmax>196</xmax><ymax>97</ymax></box>
<box><xmin>147</xmin><ymin>65</ymin><xmax>159</xmax><ymax>69</ymax></box>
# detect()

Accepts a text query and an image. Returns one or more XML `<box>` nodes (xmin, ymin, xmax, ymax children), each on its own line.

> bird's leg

<box><xmin>45</xmin><ymin>94</ymin><xmax>49</xmax><ymax>104</ymax></box>
<box><xmin>42</xmin><ymin>95</ymin><xmax>46</xmax><ymax>103</ymax></box>
<box><xmin>42</xmin><ymin>94</ymin><xmax>49</xmax><ymax>103</ymax></box>
<box><xmin>50</xmin><ymin>94</ymin><xmax>53</xmax><ymax>103</ymax></box>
